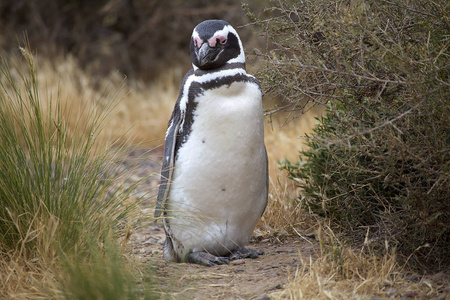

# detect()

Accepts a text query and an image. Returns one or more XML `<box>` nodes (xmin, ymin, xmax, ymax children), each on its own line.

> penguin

<box><xmin>154</xmin><ymin>19</ymin><xmax>268</xmax><ymax>266</ymax></box>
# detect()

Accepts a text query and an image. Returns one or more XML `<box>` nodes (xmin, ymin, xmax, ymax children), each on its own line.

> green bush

<box><xmin>252</xmin><ymin>0</ymin><xmax>449</xmax><ymax>270</ymax></box>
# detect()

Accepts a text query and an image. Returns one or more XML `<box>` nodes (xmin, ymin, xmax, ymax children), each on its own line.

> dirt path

<box><xmin>131</xmin><ymin>221</ymin><xmax>318</xmax><ymax>299</ymax></box>
<box><xmin>124</xmin><ymin>148</ymin><xmax>320</xmax><ymax>299</ymax></box>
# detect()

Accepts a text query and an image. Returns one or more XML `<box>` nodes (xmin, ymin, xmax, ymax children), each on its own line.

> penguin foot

<box><xmin>188</xmin><ymin>251</ymin><xmax>230</xmax><ymax>267</ymax></box>
<box><xmin>230</xmin><ymin>247</ymin><xmax>265</xmax><ymax>260</ymax></box>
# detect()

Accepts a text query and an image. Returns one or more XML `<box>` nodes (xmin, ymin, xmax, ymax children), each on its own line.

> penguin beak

<box><xmin>197</xmin><ymin>43</ymin><xmax>221</xmax><ymax>66</ymax></box>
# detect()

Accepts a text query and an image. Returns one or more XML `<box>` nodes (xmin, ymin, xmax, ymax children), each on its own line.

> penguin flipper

<box><xmin>155</xmin><ymin>70</ymin><xmax>194</xmax><ymax>219</ymax></box>
<box><xmin>154</xmin><ymin>109</ymin><xmax>182</xmax><ymax>219</ymax></box>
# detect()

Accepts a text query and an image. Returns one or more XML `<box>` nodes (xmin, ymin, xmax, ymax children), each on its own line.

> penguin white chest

<box><xmin>168</xmin><ymin>80</ymin><xmax>266</xmax><ymax>256</ymax></box>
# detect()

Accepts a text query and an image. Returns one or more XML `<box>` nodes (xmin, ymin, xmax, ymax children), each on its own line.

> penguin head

<box><xmin>190</xmin><ymin>20</ymin><xmax>245</xmax><ymax>70</ymax></box>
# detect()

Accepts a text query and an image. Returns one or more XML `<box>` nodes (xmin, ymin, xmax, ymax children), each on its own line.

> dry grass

<box><xmin>270</xmin><ymin>225</ymin><xmax>449</xmax><ymax>299</ymax></box>
<box><xmin>33</xmin><ymin>55</ymin><xmax>179</xmax><ymax>148</ymax></box>
<box><xmin>270</xmin><ymin>227</ymin><xmax>399</xmax><ymax>299</ymax></box>
<box><xmin>0</xmin><ymin>221</ymin><xmax>62</xmax><ymax>299</ymax></box>
<box><xmin>104</xmin><ymin>69</ymin><xmax>181</xmax><ymax>147</ymax></box>
<box><xmin>261</xmin><ymin>102</ymin><xmax>324</xmax><ymax>234</ymax></box>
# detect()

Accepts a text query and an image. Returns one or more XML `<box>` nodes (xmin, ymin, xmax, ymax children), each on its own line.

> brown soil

<box><xmin>131</xmin><ymin>223</ymin><xmax>319</xmax><ymax>300</ymax></box>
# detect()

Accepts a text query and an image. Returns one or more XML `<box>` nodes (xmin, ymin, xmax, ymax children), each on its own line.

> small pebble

<box><xmin>406</xmin><ymin>275</ymin><xmax>419</xmax><ymax>282</ymax></box>
<box><xmin>143</xmin><ymin>238</ymin><xmax>159</xmax><ymax>245</ymax></box>
<box><xmin>236</xmin><ymin>268</ymin><xmax>245</xmax><ymax>272</ymax></box>
<box><xmin>386</xmin><ymin>287</ymin><xmax>397</xmax><ymax>297</ymax></box>
<box><xmin>231</xmin><ymin>260</ymin><xmax>245</xmax><ymax>266</ymax></box>
<box><xmin>401</xmin><ymin>291</ymin><xmax>418</xmax><ymax>298</ymax></box>
<box><xmin>252</xmin><ymin>294</ymin><xmax>270</xmax><ymax>300</ymax></box>
<box><xmin>263</xmin><ymin>265</ymin><xmax>281</xmax><ymax>270</ymax></box>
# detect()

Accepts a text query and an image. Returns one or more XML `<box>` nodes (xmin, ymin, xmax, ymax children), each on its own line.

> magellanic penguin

<box><xmin>155</xmin><ymin>19</ymin><xmax>268</xmax><ymax>266</ymax></box>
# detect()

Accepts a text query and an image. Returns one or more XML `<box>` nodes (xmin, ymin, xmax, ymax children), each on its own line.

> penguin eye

<box><xmin>194</xmin><ymin>37</ymin><xmax>203</xmax><ymax>48</ymax></box>
<box><xmin>219</xmin><ymin>37</ymin><xmax>227</xmax><ymax>45</ymax></box>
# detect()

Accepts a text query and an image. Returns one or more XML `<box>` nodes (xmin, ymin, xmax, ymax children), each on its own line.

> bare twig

<box><xmin>324</xmin><ymin>100</ymin><xmax>425</xmax><ymax>147</ymax></box>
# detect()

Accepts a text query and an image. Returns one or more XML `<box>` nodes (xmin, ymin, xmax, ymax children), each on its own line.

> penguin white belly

<box><xmin>167</xmin><ymin>81</ymin><xmax>266</xmax><ymax>259</ymax></box>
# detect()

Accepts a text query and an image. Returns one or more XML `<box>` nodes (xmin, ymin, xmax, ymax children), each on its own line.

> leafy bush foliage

<box><xmin>251</xmin><ymin>0</ymin><xmax>449</xmax><ymax>270</ymax></box>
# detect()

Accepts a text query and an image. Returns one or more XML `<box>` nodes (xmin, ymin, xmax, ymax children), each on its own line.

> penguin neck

<box><xmin>192</xmin><ymin>62</ymin><xmax>246</xmax><ymax>77</ymax></box>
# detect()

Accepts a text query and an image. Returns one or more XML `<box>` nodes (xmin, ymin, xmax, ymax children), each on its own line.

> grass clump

<box><xmin>0</xmin><ymin>48</ymin><xmax>154</xmax><ymax>298</ymax></box>
<box><xmin>251</xmin><ymin>0</ymin><xmax>450</xmax><ymax>270</ymax></box>
<box><xmin>60</xmin><ymin>232</ymin><xmax>155</xmax><ymax>300</ymax></box>
<box><xmin>271</xmin><ymin>226</ymin><xmax>449</xmax><ymax>300</ymax></box>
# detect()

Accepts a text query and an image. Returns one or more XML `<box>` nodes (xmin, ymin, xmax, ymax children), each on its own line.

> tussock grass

<box><xmin>60</xmin><ymin>231</ymin><xmax>155</xmax><ymax>300</ymax></box>
<box><xmin>0</xmin><ymin>48</ymin><xmax>154</xmax><ymax>298</ymax></box>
